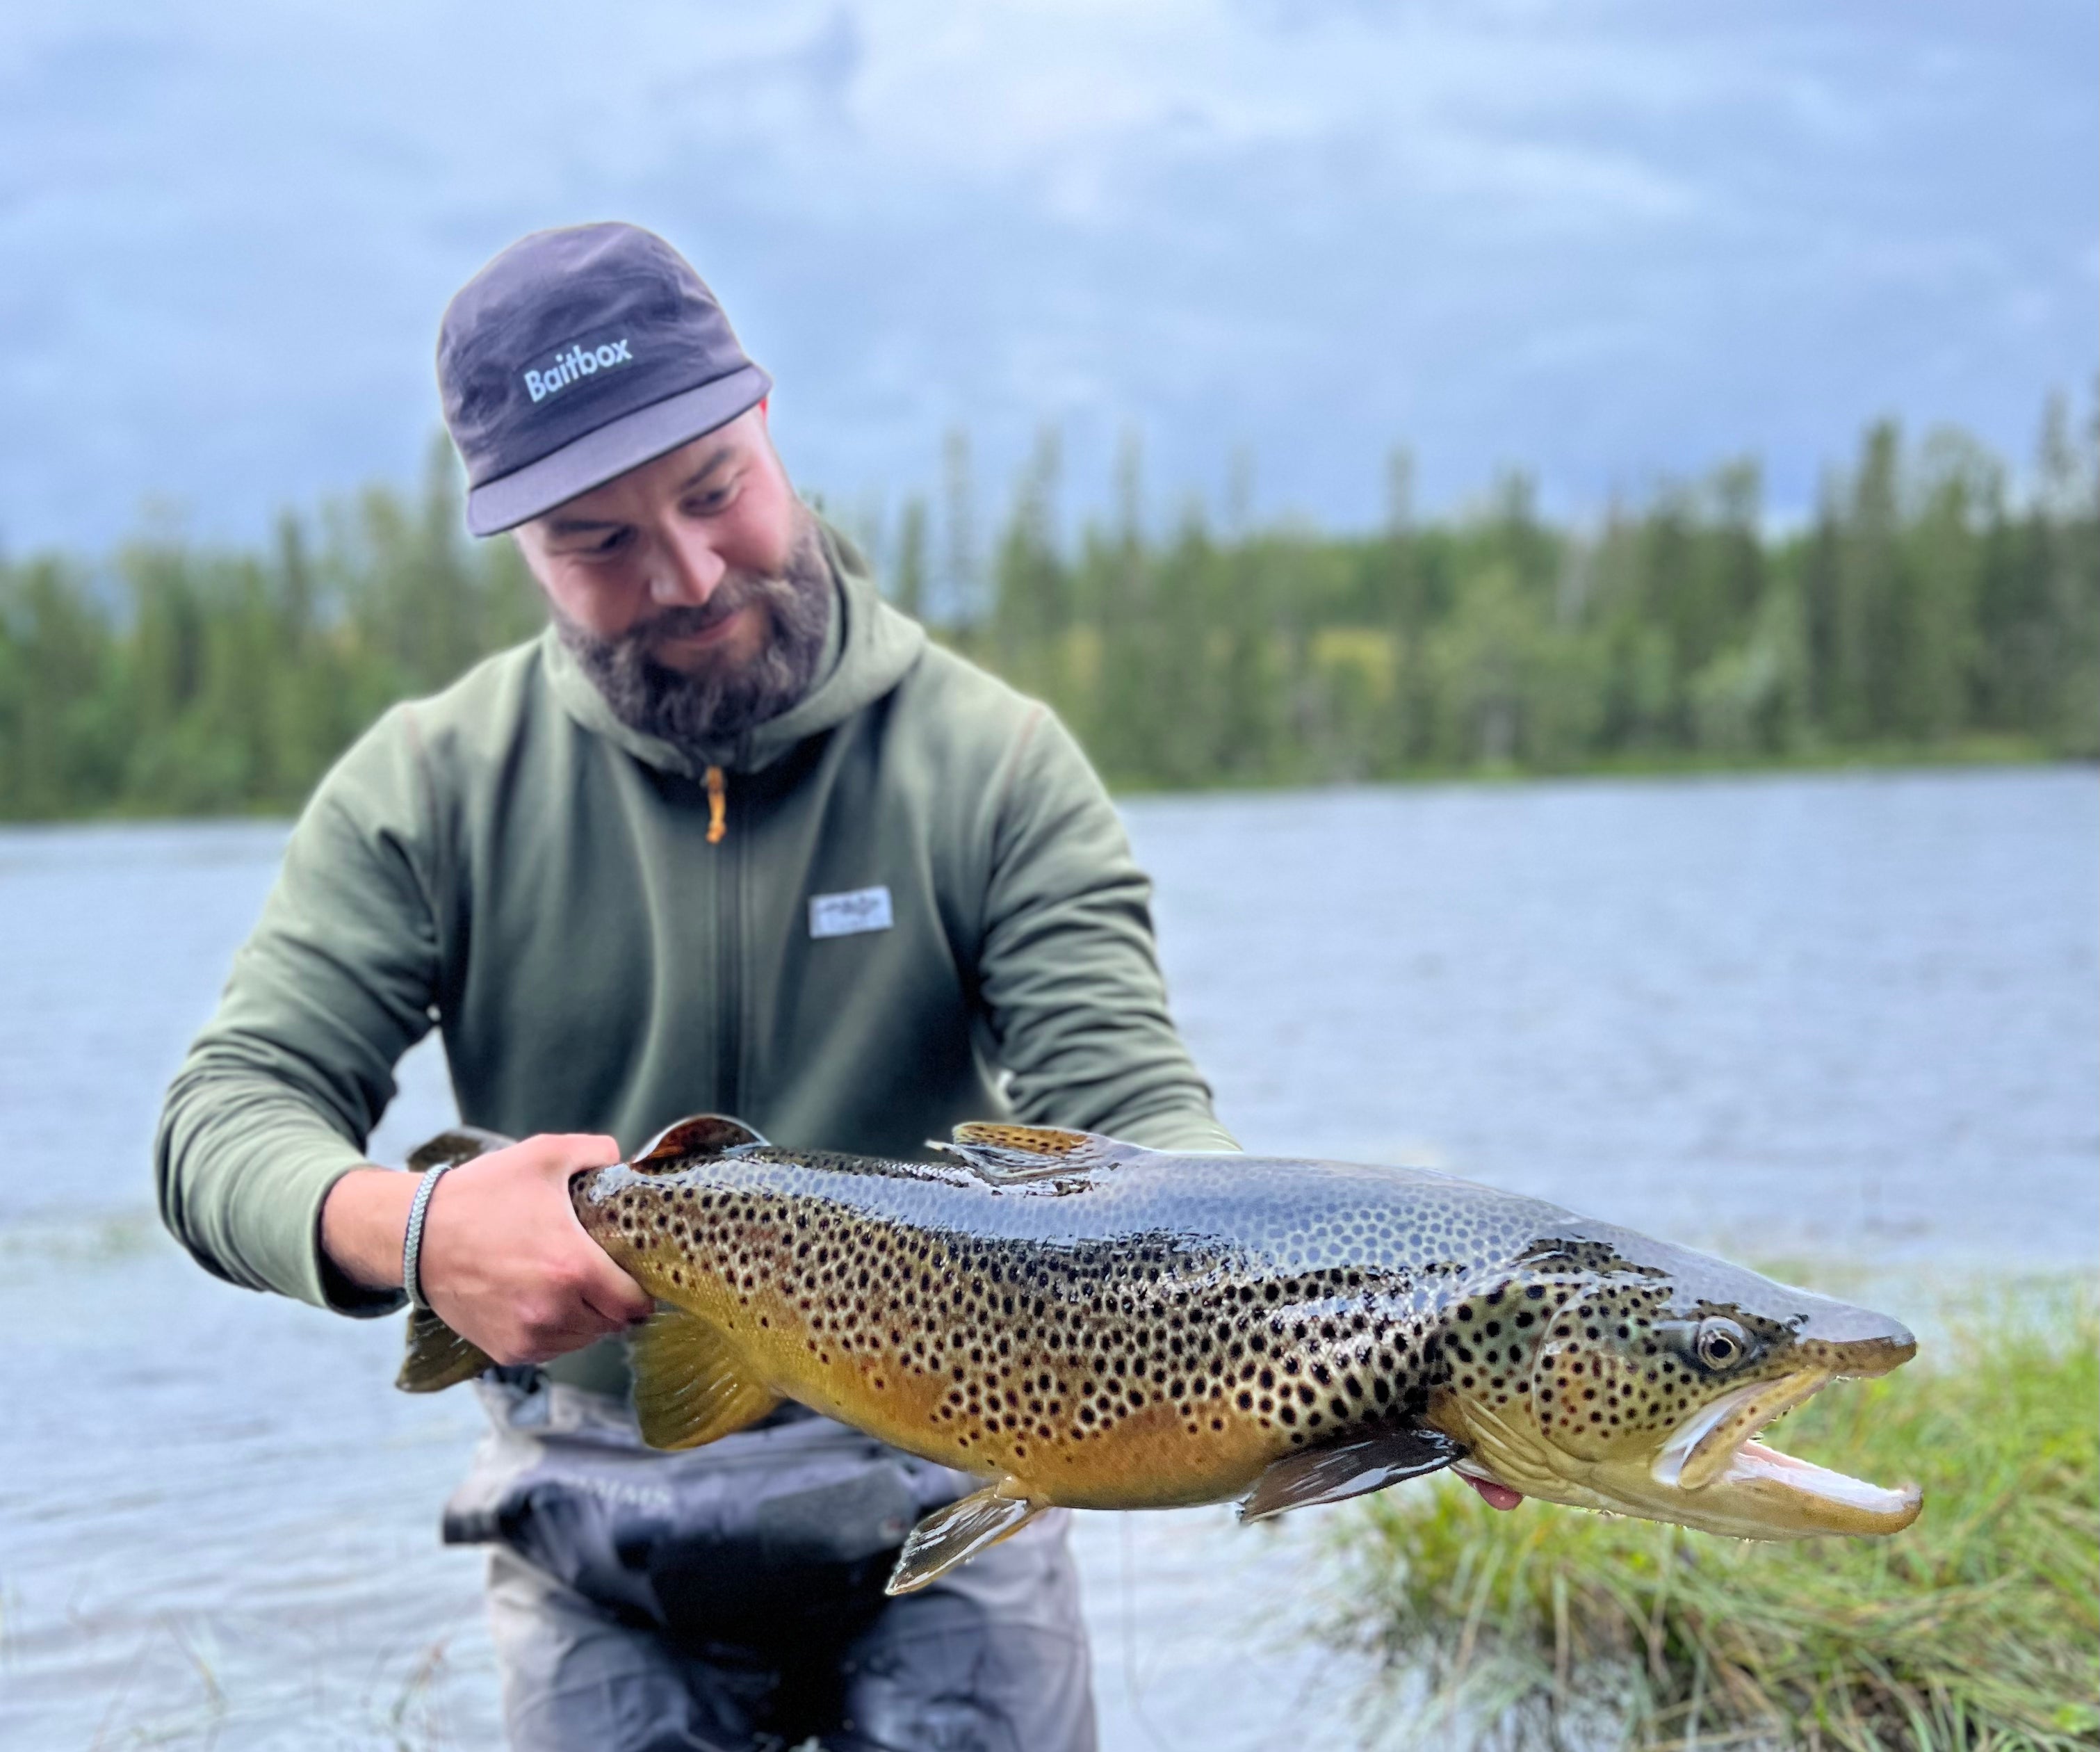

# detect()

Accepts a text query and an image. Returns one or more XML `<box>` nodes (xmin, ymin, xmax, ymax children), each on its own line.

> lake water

<box><xmin>2</xmin><ymin>767</ymin><xmax>2094</xmax><ymax>1749</ymax></box>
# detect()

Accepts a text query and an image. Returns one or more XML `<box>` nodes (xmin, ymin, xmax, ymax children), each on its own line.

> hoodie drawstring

<box><xmin>704</xmin><ymin>765</ymin><xmax>728</xmax><ymax>845</ymax></box>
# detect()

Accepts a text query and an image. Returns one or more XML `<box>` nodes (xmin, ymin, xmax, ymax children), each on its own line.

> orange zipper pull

<box><xmin>704</xmin><ymin>765</ymin><xmax>728</xmax><ymax>844</ymax></box>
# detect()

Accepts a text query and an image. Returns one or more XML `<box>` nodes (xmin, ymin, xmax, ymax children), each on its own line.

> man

<box><xmin>156</xmin><ymin>222</ymin><xmax>1235</xmax><ymax>1751</ymax></box>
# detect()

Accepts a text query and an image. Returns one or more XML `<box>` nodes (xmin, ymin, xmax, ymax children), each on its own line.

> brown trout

<box><xmin>399</xmin><ymin>1117</ymin><xmax>1923</xmax><ymax>1593</ymax></box>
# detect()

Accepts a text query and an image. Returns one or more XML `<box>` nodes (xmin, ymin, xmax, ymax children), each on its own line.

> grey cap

<box><xmin>437</xmin><ymin>223</ymin><xmax>772</xmax><ymax>537</ymax></box>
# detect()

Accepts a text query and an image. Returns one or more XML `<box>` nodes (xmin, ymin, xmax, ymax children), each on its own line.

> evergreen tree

<box><xmin>3</xmin><ymin>401</ymin><xmax>2092</xmax><ymax>821</ymax></box>
<box><xmin>1830</xmin><ymin>421</ymin><xmax>1905</xmax><ymax>740</ymax></box>
<box><xmin>992</xmin><ymin>427</ymin><xmax>1068</xmax><ymax>697</ymax></box>
<box><xmin>940</xmin><ymin>428</ymin><xmax>979</xmax><ymax>629</ymax></box>
<box><xmin>893</xmin><ymin>498</ymin><xmax>929</xmax><ymax>620</ymax></box>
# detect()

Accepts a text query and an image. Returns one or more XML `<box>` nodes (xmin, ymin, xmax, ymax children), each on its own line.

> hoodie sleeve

<box><xmin>974</xmin><ymin>706</ymin><xmax>1237</xmax><ymax>1153</ymax></box>
<box><xmin>154</xmin><ymin>707</ymin><xmax>442</xmax><ymax>1315</ymax></box>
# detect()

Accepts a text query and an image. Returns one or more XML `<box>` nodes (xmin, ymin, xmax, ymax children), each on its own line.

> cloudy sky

<box><xmin>1</xmin><ymin>0</ymin><xmax>2092</xmax><ymax>553</ymax></box>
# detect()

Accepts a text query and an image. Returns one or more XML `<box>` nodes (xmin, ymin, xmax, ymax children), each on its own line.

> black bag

<box><xmin>445</xmin><ymin>1372</ymin><xmax>974</xmax><ymax>1646</ymax></box>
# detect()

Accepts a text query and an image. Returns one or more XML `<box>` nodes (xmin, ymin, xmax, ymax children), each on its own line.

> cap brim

<box><xmin>463</xmin><ymin>363</ymin><xmax>773</xmax><ymax>537</ymax></box>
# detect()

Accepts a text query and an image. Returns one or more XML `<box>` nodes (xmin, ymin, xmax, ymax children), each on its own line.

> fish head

<box><xmin>1435</xmin><ymin>1226</ymin><xmax>1922</xmax><ymax>1539</ymax></box>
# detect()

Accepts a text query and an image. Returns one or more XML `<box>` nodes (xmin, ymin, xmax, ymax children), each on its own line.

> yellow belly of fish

<box><xmin>683</xmin><ymin>1276</ymin><xmax>1284</xmax><ymax>1512</ymax></box>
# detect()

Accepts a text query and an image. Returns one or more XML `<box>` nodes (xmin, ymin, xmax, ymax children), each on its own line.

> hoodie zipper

<box><xmin>704</xmin><ymin>765</ymin><xmax>728</xmax><ymax>845</ymax></box>
<box><xmin>703</xmin><ymin>763</ymin><xmax>742</xmax><ymax>1113</ymax></box>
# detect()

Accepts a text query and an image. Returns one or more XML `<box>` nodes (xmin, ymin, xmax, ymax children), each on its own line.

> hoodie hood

<box><xmin>543</xmin><ymin>517</ymin><xmax>929</xmax><ymax>776</ymax></box>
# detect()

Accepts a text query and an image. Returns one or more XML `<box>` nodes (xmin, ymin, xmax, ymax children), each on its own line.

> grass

<box><xmin>1324</xmin><ymin>1283</ymin><xmax>2099</xmax><ymax>1752</ymax></box>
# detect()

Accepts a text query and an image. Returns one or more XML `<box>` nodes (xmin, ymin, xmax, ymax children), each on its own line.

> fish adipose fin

<box><xmin>630</xmin><ymin>1306</ymin><xmax>783</xmax><ymax>1449</ymax></box>
<box><xmin>396</xmin><ymin>1126</ymin><xmax>514</xmax><ymax>1393</ymax></box>
<box><xmin>1239</xmin><ymin>1425</ymin><xmax>1463</xmax><ymax>1522</ymax></box>
<box><xmin>397</xmin><ymin>1307</ymin><xmax>498</xmax><ymax>1393</ymax></box>
<box><xmin>886</xmin><ymin>1480</ymin><xmax>1048</xmax><ymax>1595</ymax></box>
<box><xmin>633</xmin><ymin>1114</ymin><xmax>770</xmax><ymax>1169</ymax></box>
<box><xmin>939</xmin><ymin>1123</ymin><xmax>1134</xmax><ymax>1185</ymax></box>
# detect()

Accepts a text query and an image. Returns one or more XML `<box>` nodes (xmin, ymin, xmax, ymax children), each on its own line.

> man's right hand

<box><xmin>320</xmin><ymin>1133</ymin><xmax>655</xmax><ymax>1364</ymax></box>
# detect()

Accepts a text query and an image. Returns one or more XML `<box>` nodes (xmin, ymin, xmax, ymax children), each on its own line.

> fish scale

<box><xmin>398</xmin><ymin>1114</ymin><xmax>1926</xmax><ymax>1593</ymax></box>
<box><xmin>585</xmin><ymin>1144</ymin><xmax>1532</xmax><ymax>1498</ymax></box>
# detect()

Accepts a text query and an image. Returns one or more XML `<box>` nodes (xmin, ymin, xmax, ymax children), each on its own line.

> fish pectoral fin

<box><xmin>628</xmin><ymin>1306</ymin><xmax>782</xmax><ymax>1450</ymax></box>
<box><xmin>938</xmin><ymin>1123</ymin><xmax>1134</xmax><ymax>1185</ymax></box>
<box><xmin>886</xmin><ymin>1480</ymin><xmax>1047</xmax><ymax>1596</ymax></box>
<box><xmin>632</xmin><ymin>1113</ymin><xmax>770</xmax><ymax>1169</ymax></box>
<box><xmin>1239</xmin><ymin>1425</ymin><xmax>1463</xmax><ymax>1523</ymax></box>
<box><xmin>396</xmin><ymin>1307</ymin><xmax>496</xmax><ymax>1393</ymax></box>
<box><xmin>405</xmin><ymin>1126</ymin><xmax>514</xmax><ymax>1174</ymax></box>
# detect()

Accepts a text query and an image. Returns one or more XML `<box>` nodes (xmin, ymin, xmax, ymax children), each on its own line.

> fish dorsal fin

<box><xmin>628</xmin><ymin>1306</ymin><xmax>782</xmax><ymax>1450</ymax></box>
<box><xmin>405</xmin><ymin>1126</ymin><xmax>514</xmax><ymax>1175</ymax></box>
<box><xmin>886</xmin><ymin>1479</ymin><xmax>1048</xmax><ymax>1594</ymax></box>
<box><xmin>1239</xmin><ymin>1425</ymin><xmax>1462</xmax><ymax>1523</ymax></box>
<box><xmin>939</xmin><ymin>1122</ymin><xmax>1132</xmax><ymax>1185</ymax></box>
<box><xmin>632</xmin><ymin>1113</ymin><xmax>770</xmax><ymax>1170</ymax></box>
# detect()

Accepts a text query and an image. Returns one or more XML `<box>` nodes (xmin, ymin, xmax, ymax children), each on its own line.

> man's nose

<box><xmin>647</xmin><ymin>530</ymin><xmax>727</xmax><ymax>606</ymax></box>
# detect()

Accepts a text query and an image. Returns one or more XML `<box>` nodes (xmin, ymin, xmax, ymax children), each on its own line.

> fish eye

<box><xmin>1694</xmin><ymin>1317</ymin><xmax>1752</xmax><ymax>1371</ymax></box>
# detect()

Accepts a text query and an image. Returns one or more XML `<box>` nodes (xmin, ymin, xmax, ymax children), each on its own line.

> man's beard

<box><xmin>553</xmin><ymin>514</ymin><xmax>832</xmax><ymax>759</ymax></box>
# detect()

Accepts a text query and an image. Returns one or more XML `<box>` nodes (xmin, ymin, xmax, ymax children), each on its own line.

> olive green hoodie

<box><xmin>156</xmin><ymin>527</ymin><xmax>1233</xmax><ymax>1390</ymax></box>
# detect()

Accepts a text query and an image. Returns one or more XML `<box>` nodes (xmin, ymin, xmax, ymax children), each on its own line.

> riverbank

<box><xmin>0</xmin><ymin>740</ymin><xmax>2076</xmax><ymax>826</ymax></box>
<box><xmin>1102</xmin><ymin>736</ymin><xmax>2071</xmax><ymax>797</ymax></box>
<box><xmin>1323</xmin><ymin>1281</ymin><xmax>2100</xmax><ymax>1752</ymax></box>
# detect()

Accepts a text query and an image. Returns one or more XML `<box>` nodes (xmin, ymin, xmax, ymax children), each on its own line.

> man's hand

<box><xmin>320</xmin><ymin>1133</ymin><xmax>655</xmax><ymax>1364</ymax></box>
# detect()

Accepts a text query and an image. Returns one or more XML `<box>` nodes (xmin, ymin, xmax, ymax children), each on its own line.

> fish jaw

<box><xmin>1651</xmin><ymin>1320</ymin><xmax>1917</xmax><ymax>1493</ymax></box>
<box><xmin>1682</xmin><ymin>1436</ymin><xmax>1923</xmax><ymax>1539</ymax></box>
<box><xmin>1638</xmin><ymin>1326</ymin><xmax>1922</xmax><ymax>1536</ymax></box>
<box><xmin>1636</xmin><ymin>1365</ymin><xmax>1923</xmax><ymax>1537</ymax></box>
<box><xmin>1437</xmin><ymin>1345</ymin><xmax>1923</xmax><ymax>1541</ymax></box>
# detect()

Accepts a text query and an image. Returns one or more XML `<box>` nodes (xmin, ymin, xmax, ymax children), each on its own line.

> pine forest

<box><xmin>1</xmin><ymin>396</ymin><xmax>2094</xmax><ymax>820</ymax></box>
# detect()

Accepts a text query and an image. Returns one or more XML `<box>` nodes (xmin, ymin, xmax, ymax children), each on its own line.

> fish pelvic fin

<box><xmin>629</xmin><ymin>1306</ymin><xmax>783</xmax><ymax>1450</ymax></box>
<box><xmin>938</xmin><ymin>1123</ymin><xmax>1135</xmax><ymax>1185</ymax></box>
<box><xmin>1239</xmin><ymin>1425</ymin><xmax>1463</xmax><ymax>1523</ymax></box>
<box><xmin>632</xmin><ymin>1114</ymin><xmax>769</xmax><ymax>1169</ymax></box>
<box><xmin>396</xmin><ymin>1307</ymin><xmax>496</xmax><ymax>1393</ymax></box>
<box><xmin>885</xmin><ymin>1479</ymin><xmax>1048</xmax><ymax>1595</ymax></box>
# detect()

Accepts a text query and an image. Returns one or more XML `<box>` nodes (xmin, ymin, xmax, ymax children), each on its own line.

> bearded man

<box><xmin>155</xmin><ymin>223</ymin><xmax>1235</xmax><ymax>1751</ymax></box>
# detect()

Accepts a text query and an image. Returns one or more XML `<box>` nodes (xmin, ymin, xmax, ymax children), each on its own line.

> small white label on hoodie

<box><xmin>809</xmin><ymin>885</ymin><xmax>893</xmax><ymax>939</ymax></box>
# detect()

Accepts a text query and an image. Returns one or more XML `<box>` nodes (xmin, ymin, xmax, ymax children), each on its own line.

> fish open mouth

<box><xmin>1647</xmin><ymin>1369</ymin><xmax>1921</xmax><ymax>1537</ymax></box>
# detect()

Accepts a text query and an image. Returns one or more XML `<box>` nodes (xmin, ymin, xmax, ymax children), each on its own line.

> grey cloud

<box><xmin>0</xmin><ymin>0</ymin><xmax>2091</xmax><ymax>551</ymax></box>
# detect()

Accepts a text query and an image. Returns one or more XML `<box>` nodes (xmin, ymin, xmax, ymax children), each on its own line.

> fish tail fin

<box><xmin>629</xmin><ymin>1306</ymin><xmax>783</xmax><ymax>1450</ymax></box>
<box><xmin>393</xmin><ymin>1124</ymin><xmax>512</xmax><ymax>1393</ymax></box>
<box><xmin>396</xmin><ymin>1306</ymin><xmax>496</xmax><ymax>1393</ymax></box>
<box><xmin>407</xmin><ymin>1126</ymin><xmax>515</xmax><ymax>1173</ymax></box>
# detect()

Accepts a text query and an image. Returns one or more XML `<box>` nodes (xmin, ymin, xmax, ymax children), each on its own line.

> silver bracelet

<box><xmin>402</xmin><ymin>1160</ymin><xmax>459</xmax><ymax>1312</ymax></box>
